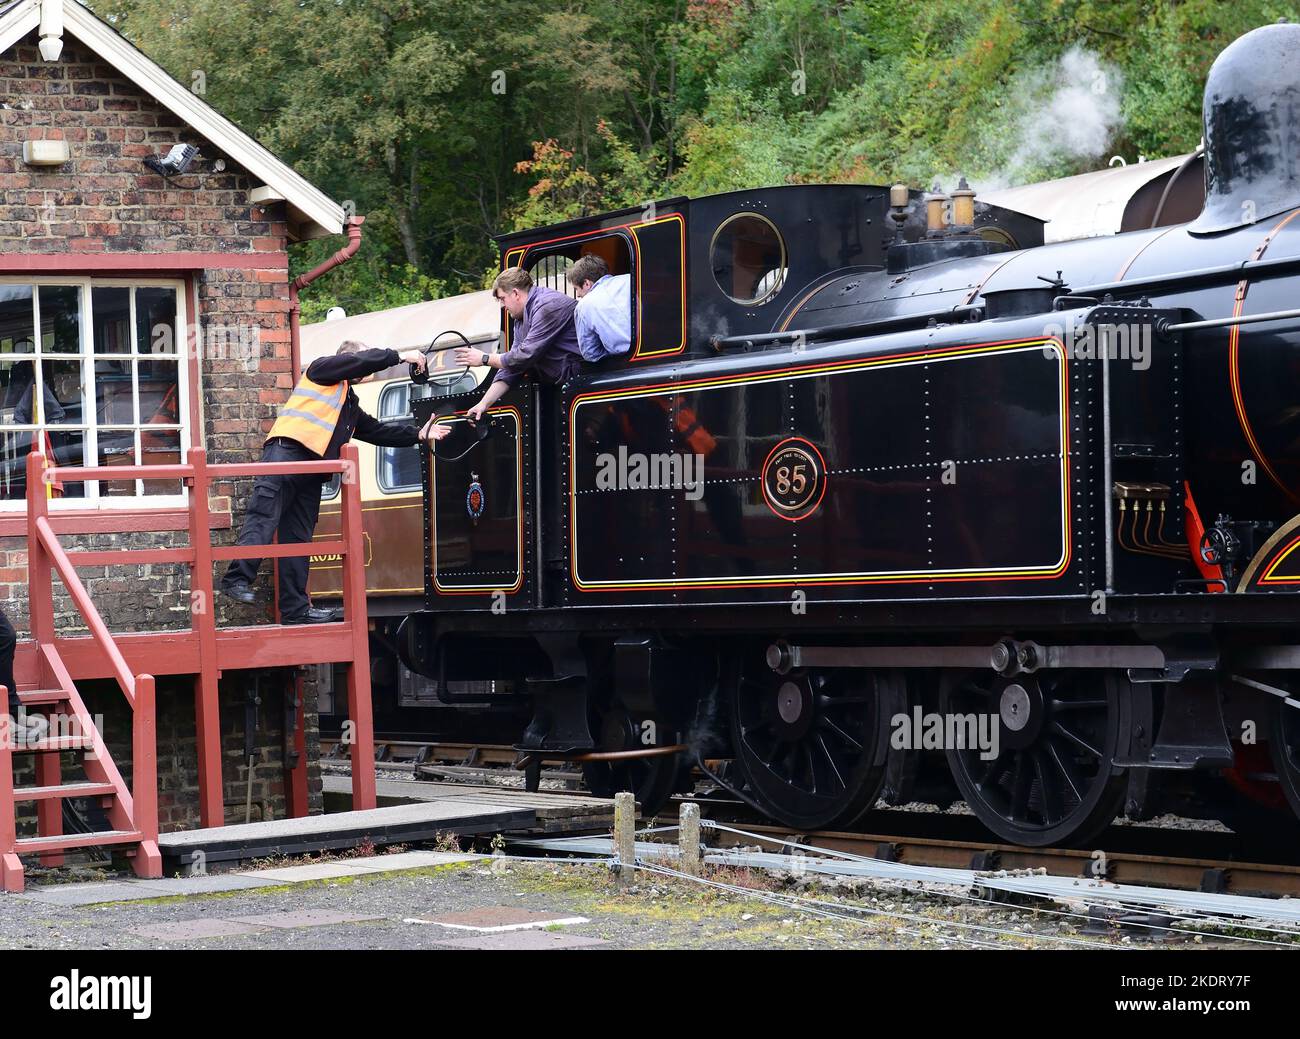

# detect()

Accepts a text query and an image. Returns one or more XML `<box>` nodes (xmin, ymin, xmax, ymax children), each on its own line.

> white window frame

<box><xmin>0</xmin><ymin>275</ymin><xmax>191</xmax><ymax>511</ymax></box>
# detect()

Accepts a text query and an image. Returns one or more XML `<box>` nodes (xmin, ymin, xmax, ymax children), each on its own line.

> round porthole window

<box><xmin>710</xmin><ymin>213</ymin><xmax>787</xmax><ymax>305</ymax></box>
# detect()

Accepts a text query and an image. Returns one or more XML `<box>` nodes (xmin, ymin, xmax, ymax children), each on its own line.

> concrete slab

<box><xmin>242</xmin><ymin>862</ymin><xmax>381</xmax><ymax>883</ymax></box>
<box><xmin>344</xmin><ymin>851</ymin><xmax>480</xmax><ymax>873</ymax></box>
<box><xmin>143</xmin><ymin>874</ymin><xmax>283</xmax><ymax>897</ymax></box>
<box><xmin>432</xmin><ymin>930</ymin><xmax>609</xmax><ymax>951</ymax></box>
<box><xmin>416</xmin><ymin>906</ymin><xmax>589</xmax><ymax>932</ymax></box>
<box><xmin>230</xmin><ymin>910</ymin><xmax>385</xmax><ymax>930</ymax></box>
<box><xmin>13</xmin><ymin>881</ymin><xmax>176</xmax><ymax>906</ymax></box>
<box><xmin>131</xmin><ymin>919</ymin><xmax>269</xmax><ymax>941</ymax></box>
<box><xmin>14</xmin><ymin>872</ymin><xmax>283</xmax><ymax>905</ymax></box>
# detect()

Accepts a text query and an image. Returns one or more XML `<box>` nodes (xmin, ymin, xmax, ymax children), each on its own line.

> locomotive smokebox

<box><xmin>1191</xmin><ymin>20</ymin><xmax>1300</xmax><ymax>234</ymax></box>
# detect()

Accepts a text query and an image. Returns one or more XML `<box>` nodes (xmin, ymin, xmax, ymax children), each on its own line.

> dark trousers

<box><xmin>221</xmin><ymin>439</ymin><xmax>325</xmax><ymax>620</ymax></box>
<box><xmin>0</xmin><ymin>605</ymin><xmax>15</xmax><ymax>712</ymax></box>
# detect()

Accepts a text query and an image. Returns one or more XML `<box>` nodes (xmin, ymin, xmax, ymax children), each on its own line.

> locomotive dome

<box><xmin>1192</xmin><ymin>19</ymin><xmax>1300</xmax><ymax>234</ymax></box>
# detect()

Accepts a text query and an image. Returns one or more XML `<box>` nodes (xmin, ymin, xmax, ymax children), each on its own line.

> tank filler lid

<box><xmin>1189</xmin><ymin>21</ymin><xmax>1300</xmax><ymax>235</ymax></box>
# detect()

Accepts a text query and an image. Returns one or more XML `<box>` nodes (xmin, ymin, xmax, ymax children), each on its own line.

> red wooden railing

<box><xmin>1</xmin><ymin>443</ymin><xmax>376</xmax><ymax>893</ymax></box>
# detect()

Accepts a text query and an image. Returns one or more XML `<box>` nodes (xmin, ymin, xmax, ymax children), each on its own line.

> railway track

<box><xmin>321</xmin><ymin>736</ymin><xmax>1300</xmax><ymax>900</ymax></box>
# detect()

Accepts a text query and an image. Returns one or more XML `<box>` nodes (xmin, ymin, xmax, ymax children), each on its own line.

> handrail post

<box><xmin>339</xmin><ymin>444</ymin><xmax>376</xmax><ymax>810</ymax></box>
<box><xmin>0</xmin><ymin>686</ymin><xmax>20</xmax><ymax>892</ymax></box>
<box><xmin>186</xmin><ymin>449</ymin><xmax>224</xmax><ymax>827</ymax></box>
<box><xmin>25</xmin><ymin>453</ymin><xmax>54</xmax><ymax>658</ymax></box>
<box><xmin>130</xmin><ymin>673</ymin><xmax>161</xmax><ymax>878</ymax></box>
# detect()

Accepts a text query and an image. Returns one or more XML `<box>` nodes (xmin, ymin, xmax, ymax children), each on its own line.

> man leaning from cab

<box><xmin>452</xmin><ymin>267</ymin><xmax>583</xmax><ymax>423</ymax></box>
<box><xmin>566</xmin><ymin>254</ymin><xmax>631</xmax><ymax>362</ymax></box>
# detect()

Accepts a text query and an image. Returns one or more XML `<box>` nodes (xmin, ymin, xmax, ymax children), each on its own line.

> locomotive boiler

<box><xmin>396</xmin><ymin>22</ymin><xmax>1300</xmax><ymax>847</ymax></box>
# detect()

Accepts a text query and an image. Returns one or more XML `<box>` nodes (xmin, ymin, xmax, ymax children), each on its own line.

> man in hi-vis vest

<box><xmin>220</xmin><ymin>340</ymin><xmax>448</xmax><ymax>623</ymax></box>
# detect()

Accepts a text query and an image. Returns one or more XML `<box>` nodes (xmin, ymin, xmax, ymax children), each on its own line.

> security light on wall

<box><xmin>23</xmin><ymin>139</ymin><xmax>70</xmax><ymax>166</ymax></box>
<box><xmin>143</xmin><ymin>144</ymin><xmax>199</xmax><ymax>178</ymax></box>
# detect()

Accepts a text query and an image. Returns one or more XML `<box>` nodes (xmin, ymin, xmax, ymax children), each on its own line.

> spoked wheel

<box><xmin>580</xmin><ymin>703</ymin><xmax>686</xmax><ymax>817</ymax></box>
<box><xmin>941</xmin><ymin>669</ymin><xmax>1127</xmax><ymax>847</ymax></box>
<box><xmin>1268</xmin><ymin>692</ymin><xmax>1300</xmax><ymax>822</ymax></box>
<box><xmin>728</xmin><ymin>647</ymin><xmax>901</xmax><ymax>831</ymax></box>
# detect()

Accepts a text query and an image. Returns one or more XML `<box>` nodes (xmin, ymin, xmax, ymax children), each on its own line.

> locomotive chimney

<box><xmin>1190</xmin><ymin>20</ymin><xmax>1300</xmax><ymax>235</ymax></box>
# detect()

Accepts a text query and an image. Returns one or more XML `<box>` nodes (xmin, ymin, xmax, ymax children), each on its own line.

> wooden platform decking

<box><xmin>322</xmin><ymin>775</ymin><xmax>616</xmax><ymax>834</ymax></box>
<box><xmin>155</xmin><ymin>778</ymin><xmax>615</xmax><ymax>871</ymax></box>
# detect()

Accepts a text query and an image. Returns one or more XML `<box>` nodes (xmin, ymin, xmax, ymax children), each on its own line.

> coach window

<box><xmin>710</xmin><ymin>213</ymin><xmax>787</xmax><ymax>305</ymax></box>
<box><xmin>0</xmin><ymin>278</ymin><xmax>187</xmax><ymax>508</ymax></box>
<box><xmin>377</xmin><ymin>381</ymin><xmax>422</xmax><ymax>492</ymax></box>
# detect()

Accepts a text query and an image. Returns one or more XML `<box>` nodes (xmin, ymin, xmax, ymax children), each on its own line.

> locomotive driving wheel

<box><xmin>940</xmin><ymin>669</ymin><xmax>1126</xmax><ymax>847</ymax></box>
<box><xmin>1268</xmin><ymin>692</ymin><xmax>1300</xmax><ymax>822</ymax></box>
<box><xmin>728</xmin><ymin>647</ymin><xmax>900</xmax><ymax>831</ymax></box>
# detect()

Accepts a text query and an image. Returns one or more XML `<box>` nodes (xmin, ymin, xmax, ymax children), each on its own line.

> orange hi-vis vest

<box><xmin>266</xmin><ymin>376</ymin><xmax>349</xmax><ymax>456</ymax></box>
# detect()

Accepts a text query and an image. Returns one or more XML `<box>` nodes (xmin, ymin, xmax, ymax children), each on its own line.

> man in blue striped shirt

<box><xmin>567</xmin><ymin>255</ymin><xmax>632</xmax><ymax>362</ymax></box>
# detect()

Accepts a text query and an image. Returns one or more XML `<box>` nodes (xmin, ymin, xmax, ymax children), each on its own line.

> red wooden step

<box><xmin>11</xmin><ymin>735</ymin><xmax>95</xmax><ymax>753</ymax></box>
<box><xmin>16</xmin><ymin>689</ymin><xmax>71</xmax><ymax>706</ymax></box>
<box><xmin>11</xmin><ymin>782</ymin><xmax>117</xmax><ymax>802</ymax></box>
<box><xmin>14</xmin><ymin>830</ymin><xmax>142</xmax><ymax>854</ymax></box>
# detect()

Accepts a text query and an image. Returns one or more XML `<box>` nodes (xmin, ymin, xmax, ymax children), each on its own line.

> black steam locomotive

<box><xmin>398</xmin><ymin>23</ymin><xmax>1300</xmax><ymax>847</ymax></box>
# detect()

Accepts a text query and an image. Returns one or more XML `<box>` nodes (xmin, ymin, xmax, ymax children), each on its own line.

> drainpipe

<box><xmin>289</xmin><ymin>215</ymin><xmax>365</xmax><ymax>380</ymax></box>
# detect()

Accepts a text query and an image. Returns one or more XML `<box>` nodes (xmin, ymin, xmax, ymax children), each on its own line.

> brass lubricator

<box><xmin>1113</xmin><ymin>482</ymin><xmax>1189</xmax><ymax>559</ymax></box>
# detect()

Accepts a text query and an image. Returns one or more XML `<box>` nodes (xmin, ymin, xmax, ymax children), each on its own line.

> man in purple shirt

<box><xmin>454</xmin><ymin>267</ymin><xmax>583</xmax><ymax>423</ymax></box>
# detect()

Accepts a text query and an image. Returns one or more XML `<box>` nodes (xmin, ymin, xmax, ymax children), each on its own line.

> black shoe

<box><xmin>220</xmin><ymin>581</ymin><xmax>258</xmax><ymax>606</ymax></box>
<box><xmin>282</xmin><ymin>606</ymin><xmax>343</xmax><ymax>625</ymax></box>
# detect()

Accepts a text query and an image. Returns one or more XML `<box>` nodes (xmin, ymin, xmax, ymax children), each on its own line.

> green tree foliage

<box><xmin>90</xmin><ymin>0</ymin><xmax>1299</xmax><ymax>318</ymax></box>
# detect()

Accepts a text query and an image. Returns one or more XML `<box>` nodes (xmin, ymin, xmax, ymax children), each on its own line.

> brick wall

<box><xmin>0</xmin><ymin>31</ymin><xmax>323</xmax><ymax>828</ymax></box>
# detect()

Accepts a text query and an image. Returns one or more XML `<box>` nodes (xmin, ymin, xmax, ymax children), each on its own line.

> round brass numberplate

<box><xmin>761</xmin><ymin>437</ymin><xmax>827</xmax><ymax>522</ymax></box>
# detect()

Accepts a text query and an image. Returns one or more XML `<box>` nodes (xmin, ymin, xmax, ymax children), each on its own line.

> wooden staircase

<box><xmin>1</xmin><ymin>644</ymin><xmax>160</xmax><ymax>893</ymax></box>
<box><xmin>0</xmin><ymin>451</ymin><xmax>160</xmax><ymax>894</ymax></box>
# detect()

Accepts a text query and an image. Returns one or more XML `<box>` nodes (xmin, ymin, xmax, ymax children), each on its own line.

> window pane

<box><xmin>39</xmin><ymin>429</ymin><xmax>86</xmax><ymax>499</ymax></box>
<box><xmin>0</xmin><ymin>428</ymin><xmax>87</xmax><ymax>499</ymax></box>
<box><xmin>137</xmin><ymin>359</ymin><xmax>180</xmax><ymax>424</ymax></box>
<box><xmin>136</xmin><ymin>287</ymin><xmax>178</xmax><ymax>354</ymax></box>
<box><xmin>91</xmin><ymin>287</ymin><xmax>132</xmax><ymax>354</ymax></box>
<box><xmin>97</xmin><ymin>428</ymin><xmax>137</xmax><ymax>497</ymax></box>
<box><xmin>39</xmin><ymin>359</ymin><xmax>82</xmax><ymax>426</ymax></box>
<box><xmin>0</xmin><ymin>359</ymin><xmax>39</xmax><ymax>425</ymax></box>
<box><xmin>0</xmin><ymin>427</ymin><xmax>32</xmax><ymax>500</ymax></box>
<box><xmin>0</xmin><ymin>285</ymin><xmax>34</xmax><ymax>353</ymax></box>
<box><xmin>93</xmin><ymin>357</ymin><xmax>134</xmax><ymax>425</ymax></box>
<box><xmin>141</xmin><ymin>428</ymin><xmax>182</xmax><ymax>496</ymax></box>
<box><xmin>38</xmin><ymin>285</ymin><xmax>81</xmax><ymax>354</ymax></box>
<box><xmin>380</xmin><ymin>445</ymin><xmax>421</xmax><ymax>491</ymax></box>
<box><xmin>379</xmin><ymin>383</ymin><xmax>410</xmax><ymax>418</ymax></box>
<box><xmin>377</xmin><ymin>383</ymin><xmax>419</xmax><ymax>490</ymax></box>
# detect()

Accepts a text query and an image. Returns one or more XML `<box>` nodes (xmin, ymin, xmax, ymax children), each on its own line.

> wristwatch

<box><xmin>480</xmin><ymin>351</ymin><xmax>489</xmax><ymax>366</ymax></box>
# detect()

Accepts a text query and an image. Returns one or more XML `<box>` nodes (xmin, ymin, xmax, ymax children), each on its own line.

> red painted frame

<box><xmin>0</xmin><ymin>444</ymin><xmax>376</xmax><ymax>893</ymax></box>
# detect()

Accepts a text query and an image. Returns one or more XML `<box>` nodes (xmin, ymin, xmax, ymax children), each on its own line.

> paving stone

<box><xmin>419</xmin><ymin>906</ymin><xmax>589</xmax><ymax>932</ymax></box>
<box><xmin>137</xmin><ymin>875</ymin><xmax>282</xmax><ymax>897</ymax></box>
<box><xmin>229</xmin><ymin>910</ymin><xmax>385</xmax><ymax>930</ymax></box>
<box><xmin>344</xmin><ymin>852</ymin><xmax>480</xmax><ymax>873</ymax></box>
<box><xmin>131</xmin><ymin>919</ymin><xmax>269</xmax><ymax>941</ymax></box>
<box><xmin>13</xmin><ymin>881</ymin><xmax>177</xmax><ymax>907</ymax></box>
<box><xmin>241</xmin><ymin>862</ymin><xmax>380</xmax><ymax>883</ymax></box>
<box><xmin>432</xmin><ymin>930</ymin><xmax>609</xmax><ymax>951</ymax></box>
